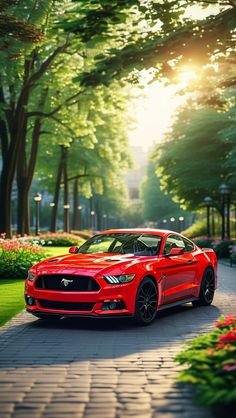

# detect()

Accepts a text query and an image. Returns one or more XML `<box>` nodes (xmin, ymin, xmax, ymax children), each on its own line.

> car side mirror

<box><xmin>169</xmin><ymin>247</ymin><xmax>184</xmax><ymax>256</ymax></box>
<box><xmin>69</xmin><ymin>246</ymin><xmax>78</xmax><ymax>254</ymax></box>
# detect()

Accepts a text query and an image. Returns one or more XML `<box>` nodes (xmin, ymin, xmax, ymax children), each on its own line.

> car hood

<box><xmin>34</xmin><ymin>253</ymin><xmax>140</xmax><ymax>276</ymax></box>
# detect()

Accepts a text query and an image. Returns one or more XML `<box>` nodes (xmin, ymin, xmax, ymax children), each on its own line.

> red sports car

<box><xmin>25</xmin><ymin>229</ymin><xmax>217</xmax><ymax>325</ymax></box>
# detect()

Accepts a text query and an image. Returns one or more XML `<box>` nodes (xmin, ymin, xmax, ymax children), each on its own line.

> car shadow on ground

<box><xmin>0</xmin><ymin>302</ymin><xmax>221</xmax><ymax>370</ymax></box>
<box><xmin>27</xmin><ymin>302</ymin><xmax>220</xmax><ymax>332</ymax></box>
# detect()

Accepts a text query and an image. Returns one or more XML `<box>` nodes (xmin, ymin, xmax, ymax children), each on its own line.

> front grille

<box><xmin>38</xmin><ymin>300</ymin><xmax>95</xmax><ymax>311</ymax></box>
<box><xmin>35</xmin><ymin>275</ymin><xmax>100</xmax><ymax>291</ymax></box>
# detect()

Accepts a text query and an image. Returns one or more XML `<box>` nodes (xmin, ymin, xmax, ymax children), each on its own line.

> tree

<box><xmin>141</xmin><ymin>161</ymin><xmax>183</xmax><ymax>223</ymax></box>
<box><xmin>0</xmin><ymin>0</ymin><xmax>45</xmax><ymax>56</ymax></box>
<box><xmin>35</xmin><ymin>81</ymin><xmax>132</xmax><ymax>232</ymax></box>
<box><xmin>74</xmin><ymin>1</ymin><xmax>236</xmax><ymax>86</ymax></box>
<box><xmin>0</xmin><ymin>0</ymin><xmax>60</xmax><ymax>236</ymax></box>
<box><xmin>154</xmin><ymin>107</ymin><xmax>235</xmax><ymax>211</ymax></box>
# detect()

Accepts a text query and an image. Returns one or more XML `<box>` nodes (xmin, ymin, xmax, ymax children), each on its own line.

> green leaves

<box><xmin>175</xmin><ymin>315</ymin><xmax>236</xmax><ymax>407</ymax></box>
<box><xmin>153</xmin><ymin>107</ymin><xmax>236</xmax><ymax>210</ymax></box>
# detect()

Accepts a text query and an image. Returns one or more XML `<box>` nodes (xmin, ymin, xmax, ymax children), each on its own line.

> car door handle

<box><xmin>187</xmin><ymin>259</ymin><xmax>194</xmax><ymax>264</ymax></box>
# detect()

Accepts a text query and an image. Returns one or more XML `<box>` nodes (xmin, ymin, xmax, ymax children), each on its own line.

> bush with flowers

<box><xmin>4</xmin><ymin>232</ymin><xmax>85</xmax><ymax>247</ymax></box>
<box><xmin>175</xmin><ymin>315</ymin><xmax>236</xmax><ymax>407</ymax></box>
<box><xmin>192</xmin><ymin>237</ymin><xmax>236</xmax><ymax>260</ymax></box>
<box><xmin>0</xmin><ymin>240</ymin><xmax>47</xmax><ymax>278</ymax></box>
<box><xmin>31</xmin><ymin>232</ymin><xmax>84</xmax><ymax>247</ymax></box>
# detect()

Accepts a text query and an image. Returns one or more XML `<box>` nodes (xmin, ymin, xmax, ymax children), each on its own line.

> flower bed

<box><xmin>0</xmin><ymin>240</ymin><xmax>47</xmax><ymax>279</ymax></box>
<box><xmin>175</xmin><ymin>315</ymin><xmax>236</xmax><ymax>409</ymax></box>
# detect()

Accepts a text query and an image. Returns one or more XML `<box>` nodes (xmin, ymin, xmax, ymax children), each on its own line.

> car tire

<box><xmin>35</xmin><ymin>314</ymin><xmax>62</xmax><ymax>320</ymax></box>
<box><xmin>192</xmin><ymin>268</ymin><xmax>215</xmax><ymax>307</ymax></box>
<box><xmin>134</xmin><ymin>277</ymin><xmax>158</xmax><ymax>326</ymax></box>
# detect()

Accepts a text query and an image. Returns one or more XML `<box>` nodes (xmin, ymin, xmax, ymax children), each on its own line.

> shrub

<box><xmin>212</xmin><ymin>240</ymin><xmax>234</xmax><ymax>258</ymax></box>
<box><xmin>20</xmin><ymin>233</ymin><xmax>84</xmax><ymax>247</ymax></box>
<box><xmin>175</xmin><ymin>315</ymin><xmax>236</xmax><ymax>407</ymax></box>
<box><xmin>0</xmin><ymin>240</ymin><xmax>47</xmax><ymax>279</ymax></box>
<box><xmin>182</xmin><ymin>218</ymin><xmax>221</xmax><ymax>239</ymax></box>
<box><xmin>192</xmin><ymin>238</ymin><xmax>236</xmax><ymax>259</ymax></box>
<box><xmin>193</xmin><ymin>237</ymin><xmax>214</xmax><ymax>249</ymax></box>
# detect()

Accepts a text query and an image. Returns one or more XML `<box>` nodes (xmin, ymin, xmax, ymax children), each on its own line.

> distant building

<box><xmin>126</xmin><ymin>146</ymin><xmax>148</xmax><ymax>202</ymax></box>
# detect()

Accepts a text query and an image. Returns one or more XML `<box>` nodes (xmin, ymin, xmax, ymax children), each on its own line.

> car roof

<box><xmin>98</xmin><ymin>228</ymin><xmax>179</xmax><ymax>238</ymax></box>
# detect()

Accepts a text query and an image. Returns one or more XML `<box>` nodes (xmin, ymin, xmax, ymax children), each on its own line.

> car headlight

<box><xmin>28</xmin><ymin>272</ymin><xmax>36</xmax><ymax>282</ymax></box>
<box><xmin>103</xmin><ymin>274</ymin><xmax>135</xmax><ymax>284</ymax></box>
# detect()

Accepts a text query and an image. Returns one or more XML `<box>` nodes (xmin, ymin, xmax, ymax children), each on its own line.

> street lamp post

<box><xmin>90</xmin><ymin>210</ymin><xmax>95</xmax><ymax>231</ymax></box>
<box><xmin>226</xmin><ymin>188</ymin><xmax>231</xmax><ymax>240</ymax></box>
<box><xmin>204</xmin><ymin>196</ymin><xmax>212</xmax><ymax>238</ymax></box>
<box><xmin>178</xmin><ymin>216</ymin><xmax>185</xmax><ymax>232</ymax></box>
<box><xmin>33</xmin><ymin>193</ymin><xmax>42</xmax><ymax>236</ymax></box>
<box><xmin>63</xmin><ymin>204</ymin><xmax>70</xmax><ymax>233</ymax></box>
<box><xmin>102</xmin><ymin>214</ymin><xmax>107</xmax><ymax>230</ymax></box>
<box><xmin>162</xmin><ymin>219</ymin><xmax>167</xmax><ymax>229</ymax></box>
<box><xmin>77</xmin><ymin>205</ymin><xmax>82</xmax><ymax>230</ymax></box>
<box><xmin>219</xmin><ymin>183</ymin><xmax>230</xmax><ymax>240</ymax></box>
<box><xmin>170</xmin><ymin>217</ymin><xmax>176</xmax><ymax>230</ymax></box>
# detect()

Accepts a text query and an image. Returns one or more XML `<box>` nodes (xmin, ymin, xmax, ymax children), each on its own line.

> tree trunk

<box><xmin>0</xmin><ymin>45</ymin><xmax>67</xmax><ymax>237</ymax></box>
<box><xmin>72</xmin><ymin>178</ymin><xmax>79</xmax><ymax>230</ymax></box>
<box><xmin>50</xmin><ymin>146</ymin><xmax>64</xmax><ymax>232</ymax></box>
<box><xmin>16</xmin><ymin>90</ymin><xmax>47</xmax><ymax>236</ymax></box>
<box><xmin>0</xmin><ymin>168</ymin><xmax>13</xmax><ymax>237</ymax></box>
<box><xmin>63</xmin><ymin>147</ymin><xmax>69</xmax><ymax>233</ymax></box>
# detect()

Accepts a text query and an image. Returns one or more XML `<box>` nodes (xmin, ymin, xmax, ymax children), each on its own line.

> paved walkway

<box><xmin>0</xmin><ymin>264</ymin><xmax>235</xmax><ymax>418</ymax></box>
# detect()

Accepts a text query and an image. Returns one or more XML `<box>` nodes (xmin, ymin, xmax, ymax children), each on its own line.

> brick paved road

<box><xmin>0</xmin><ymin>263</ymin><xmax>235</xmax><ymax>418</ymax></box>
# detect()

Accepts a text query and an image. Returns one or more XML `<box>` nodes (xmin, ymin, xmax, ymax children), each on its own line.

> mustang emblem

<box><xmin>61</xmin><ymin>278</ymin><xmax>74</xmax><ymax>287</ymax></box>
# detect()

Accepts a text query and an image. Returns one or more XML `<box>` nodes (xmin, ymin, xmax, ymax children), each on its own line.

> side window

<box><xmin>163</xmin><ymin>235</ymin><xmax>185</xmax><ymax>255</ymax></box>
<box><xmin>183</xmin><ymin>238</ymin><xmax>195</xmax><ymax>253</ymax></box>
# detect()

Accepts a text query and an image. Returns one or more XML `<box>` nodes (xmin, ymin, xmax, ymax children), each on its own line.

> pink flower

<box><xmin>223</xmin><ymin>363</ymin><xmax>236</xmax><ymax>372</ymax></box>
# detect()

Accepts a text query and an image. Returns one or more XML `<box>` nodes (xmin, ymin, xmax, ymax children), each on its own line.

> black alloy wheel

<box><xmin>193</xmin><ymin>268</ymin><xmax>215</xmax><ymax>307</ymax></box>
<box><xmin>135</xmin><ymin>277</ymin><xmax>158</xmax><ymax>325</ymax></box>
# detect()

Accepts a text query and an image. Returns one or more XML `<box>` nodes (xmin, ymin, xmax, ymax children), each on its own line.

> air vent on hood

<box><xmin>47</xmin><ymin>258</ymin><xmax>59</xmax><ymax>263</ymax></box>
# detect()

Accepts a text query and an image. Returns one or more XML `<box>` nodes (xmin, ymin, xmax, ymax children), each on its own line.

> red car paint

<box><xmin>25</xmin><ymin>229</ymin><xmax>217</xmax><ymax>323</ymax></box>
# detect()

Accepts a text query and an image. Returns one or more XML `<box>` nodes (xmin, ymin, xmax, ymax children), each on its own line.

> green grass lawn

<box><xmin>0</xmin><ymin>246</ymin><xmax>71</xmax><ymax>327</ymax></box>
<box><xmin>0</xmin><ymin>279</ymin><xmax>25</xmax><ymax>327</ymax></box>
<box><xmin>45</xmin><ymin>246</ymin><xmax>70</xmax><ymax>257</ymax></box>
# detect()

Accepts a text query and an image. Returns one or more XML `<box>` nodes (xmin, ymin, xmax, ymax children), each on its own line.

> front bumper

<box><xmin>25</xmin><ymin>274</ymin><xmax>137</xmax><ymax>318</ymax></box>
<box><xmin>27</xmin><ymin>309</ymin><xmax>134</xmax><ymax>319</ymax></box>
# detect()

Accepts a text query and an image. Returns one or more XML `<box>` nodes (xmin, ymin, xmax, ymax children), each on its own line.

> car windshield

<box><xmin>77</xmin><ymin>233</ymin><xmax>162</xmax><ymax>256</ymax></box>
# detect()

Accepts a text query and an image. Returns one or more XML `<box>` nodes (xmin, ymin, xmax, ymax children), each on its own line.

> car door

<box><xmin>161</xmin><ymin>234</ymin><xmax>198</xmax><ymax>304</ymax></box>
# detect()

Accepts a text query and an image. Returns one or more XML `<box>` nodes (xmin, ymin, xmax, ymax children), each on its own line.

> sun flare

<box><xmin>177</xmin><ymin>67</ymin><xmax>200</xmax><ymax>87</ymax></box>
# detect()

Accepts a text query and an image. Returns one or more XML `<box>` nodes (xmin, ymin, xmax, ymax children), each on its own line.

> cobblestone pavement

<box><xmin>0</xmin><ymin>263</ymin><xmax>235</xmax><ymax>418</ymax></box>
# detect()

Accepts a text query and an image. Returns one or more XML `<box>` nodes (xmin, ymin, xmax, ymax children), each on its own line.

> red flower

<box><xmin>219</xmin><ymin>331</ymin><xmax>236</xmax><ymax>344</ymax></box>
<box><xmin>216</xmin><ymin>344</ymin><xmax>225</xmax><ymax>349</ymax></box>
<box><xmin>215</xmin><ymin>315</ymin><xmax>236</xmax><ymax>328</ymax></box>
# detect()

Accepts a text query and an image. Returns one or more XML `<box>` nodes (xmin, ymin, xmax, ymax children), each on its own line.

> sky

<box><xmin>128</xmin><ymin>3</ymin><xmax>220</xmax><ymax>153</ymax></box>
<box><xmin>128</xmin><ymin>82</ymin><xmax>185</xmax><ymax>152</ymax></box>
